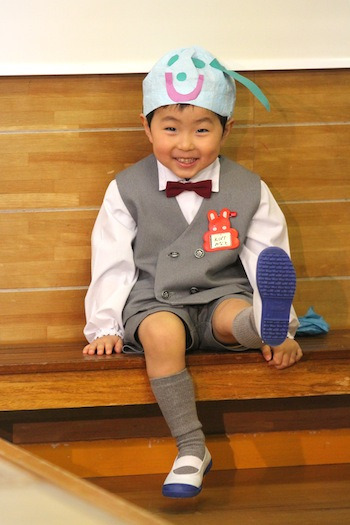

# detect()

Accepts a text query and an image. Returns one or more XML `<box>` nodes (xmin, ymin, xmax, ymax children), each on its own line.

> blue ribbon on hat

<box><xmin>210</xmin><ymin>58</ymin><xmax>270</xmax><ymax>111</ymax></box>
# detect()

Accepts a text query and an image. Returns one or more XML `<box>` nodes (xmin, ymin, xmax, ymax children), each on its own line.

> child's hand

<box><xmin>83</xmin><ymin>335</ymin><xmax>123</xmax><ymax>356</ymax></box>
<box><xmin>261</xmin><ymin>338</ymin><xmax>303</xmax><ymax>370</ymax></box>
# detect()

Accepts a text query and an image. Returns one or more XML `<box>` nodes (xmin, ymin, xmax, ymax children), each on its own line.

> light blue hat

<box><xmin>143</xmin><ymin>46</ymin><xmax>269</xmax><ymax>118</ymax></box>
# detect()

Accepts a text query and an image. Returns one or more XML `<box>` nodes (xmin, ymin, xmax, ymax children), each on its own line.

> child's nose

<box><xmin>178</xmin><ymin>132</ymin><xmax>194</xmax><ymax>151</ymax></box>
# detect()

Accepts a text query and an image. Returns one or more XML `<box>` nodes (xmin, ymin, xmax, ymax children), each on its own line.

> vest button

<box><xmin>190</xmin><ymin>287</ymin><xmax>199</xmax><ymax>294</ymax></box>
<box><xmin>194</xmin><ymin>248</ymin><xmax>205</xmax><ymax>259</ymax></box>
<box><xmin>162</xmin><ymin>290</ymin><xmax>170</xmax><ymax>299</ymax></box>
<box><xmin>168</xmin><ymin>251</ymin><xmax>180</xmax><ymax>258</ymax></box>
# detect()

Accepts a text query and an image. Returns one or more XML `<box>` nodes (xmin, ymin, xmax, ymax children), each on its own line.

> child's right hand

<box><xmin>83</xmin><ymin>335</ymin><xmax>123</xmax><ymax>356</ymax></box>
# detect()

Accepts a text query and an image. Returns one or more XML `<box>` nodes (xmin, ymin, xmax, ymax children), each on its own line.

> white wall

<box><xmin>0</xmin><ymin>0</ymin><xmax>349</xmax><ymax>75</ymax></box>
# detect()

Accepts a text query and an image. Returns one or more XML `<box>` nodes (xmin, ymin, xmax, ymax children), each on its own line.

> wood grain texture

<box><xmin>0</xmin><ymin>290</ymin><xmax>86</xmax><ymax>344</ymax></box>
<box><xmin>1</xmin><ymin>71</ymin><xmax>349</xmax><ymax>131</ymax></box>
<box><xmin>21</xmin><ymin>429</ymin><xmax>350</xmax><ymax>476</ymax></box>
<box><xmin>0</xmin><ymin>202</ymin><xmax>348</xmax><ymax>291</ymax></box>
<box><xmin>0</xmin><ymin>131</ymin><xmax>152</xmax><ymax>209</ymax></box>
<box><xmin>92</xmin><ymin>464</ymin><xmax>350</xmax><ymax>525</ymax></box>
<box><xmin>8</xmin><ymin>396</ymin><xmax>350</xmax><ymax>445</ymax></box>
<box><xmin>0</xmin><ymin>210</ymin><xmax>95</xmax><ymax>288</ymax></box>
<box><xmin>0</xmin><ymin>75</ymin><xmax>144</xmax><ymax>131</ymax></box>
<box><xmin>0</xmin><ymin>74</ymin><xmax>253</xmax><ymax>131</ymax></box>
<box><xmin>283</xmin><ymin>202</ymin><xmax>350</xmax><ymax>277</ymax></box>
<box><xmin>248</xmin><ymin>124</ymin><xmax>350</xmax><ymax>201</ymax></box>
<box><xmin>0</xmin><ymin>331</ymin><xmax>349</xmax><ymax>374</ymax></box>
<box><xmin>0</xmin><ymin>333</ymin><xmax>348</xmax><ymax>411</ymax></box>
<box><xmin>1</xmin><ymin>125</ymin><xmax>349</xmax><ymax>209</ymax></box>
<box><xmin>294</xmin><ymin>280</ymin><xmax>350</xmax><ymax>330</ymax></box>
<box><xmin>1</xmin><ymin>71</ymin><xmax>349</xmax><ymax>522</ymax></box>
<box><xmin>1</xmin><ymin>70</ymin><xmax>349</xmax><ymax>344</ymax></box>
<box><xmin>253</xmin><ymin>69</ymin><xmax>350</xmax><ymax>124</ymax></box>
<box><xmin>0</xmin><ymin>438</ymin><xmax>170</xmax><ymax>525</ymax></box>
<box><xmin>1</xmin><ymin>277</ymin><xmax>349</xmax><ymax>345</ymax></box>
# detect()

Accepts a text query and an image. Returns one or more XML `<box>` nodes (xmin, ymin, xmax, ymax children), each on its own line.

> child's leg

<box><xmin>138</xmin><ymin>311</ymin><xmax>212</xmax><ymax>498</ymax></box>
<box><xmin>212</xmin><ymin>247</ymin><xmax>296</xmax><ymax>348</ymax></box>
<box><xmin>138</xmin><ymin>311</ymin><xmax>205</xmax><ymax>460</ymax></box>
<box><xmin>212</xmin><ymin>298</ymin><xmax>262</xmax><ymax>348</ymax></box>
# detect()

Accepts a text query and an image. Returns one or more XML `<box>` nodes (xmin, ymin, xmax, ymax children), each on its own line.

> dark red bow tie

<box><xmin>166</xmin><ymin>180</ymin><xmax>212</xmax><ymax>198</ymax></box>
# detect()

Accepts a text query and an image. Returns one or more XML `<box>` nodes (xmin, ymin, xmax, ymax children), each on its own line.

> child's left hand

<box><xmin>261</xmin><ymin>338</ymin><xmax>303</xmax><ymax>370</ymax></box>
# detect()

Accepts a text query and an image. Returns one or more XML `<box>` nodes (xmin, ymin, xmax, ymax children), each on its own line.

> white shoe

<box><xmin>254</xmin><ymin>247</ymin><xmax>296</xmax><ymax>346</ymax></box>
<box><xmin>162</xmin><ymin>447</ymin><xmax>212</xmax><ymax>498</ymax></box>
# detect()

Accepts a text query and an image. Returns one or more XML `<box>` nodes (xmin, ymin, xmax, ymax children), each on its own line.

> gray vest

<box><xmin>116</xmin><ymin>155</ymin><xmax>261</xmax><ymax>323</ymax></box>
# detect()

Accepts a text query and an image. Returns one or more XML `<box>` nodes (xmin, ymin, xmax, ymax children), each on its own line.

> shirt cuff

<box><xmin>94</xmin><ymin>328</ymin><xmax>124</xmax><ymax>340</ymax></box>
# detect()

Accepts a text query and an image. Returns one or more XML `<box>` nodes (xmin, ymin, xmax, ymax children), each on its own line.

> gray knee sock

<box><xmin>150</xmin><ymin>368</ymin><xmax>205</xmax><ymax>461</ymax></box>
<box><xmin>232</xmin><ymin>307</ymin><xmax>263</xmax><ymax>348</ymax></box>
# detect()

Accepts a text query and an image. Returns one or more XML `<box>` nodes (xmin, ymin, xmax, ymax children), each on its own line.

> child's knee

<box><xmin>138</xmin><ymin>311</ymin><xmax>186</xmax><ymax>349</ymax></box>
<box><xmin>138</xmin><ymin>312</ymin><xmax>187</xmax><ymax>377</ymax></box>
<box><xmin>212</xmin><ymin>298</ymin><xmax>251</xmax><ymax>336</ymax></box>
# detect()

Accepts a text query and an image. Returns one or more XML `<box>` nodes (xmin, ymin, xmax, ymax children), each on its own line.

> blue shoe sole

<box><xmin>162</xmin><ymin>459</ymin><xmax>213</xmax><ymax>499</ymax></box>
<box><xmin>257</xmin><ymin>247</ymin><xmax>296</xmax><ymax>346</ymax></box>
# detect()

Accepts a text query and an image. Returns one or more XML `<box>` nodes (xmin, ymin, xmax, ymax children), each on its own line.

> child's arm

<box><xmin>261</xmin><ymin>339</ymin><xmax>303</xmax><ymax>370</ymax></box>
<box><xmin>84</xmin><ymin>181</ymin><xmax>138</xmax><ymax>352</ymax></box>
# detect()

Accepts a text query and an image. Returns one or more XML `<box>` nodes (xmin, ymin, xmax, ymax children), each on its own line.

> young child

<box><xmin>83</xmin><ymin>46</ymin><xmax>303</xmax><ymax>499</ymax></box>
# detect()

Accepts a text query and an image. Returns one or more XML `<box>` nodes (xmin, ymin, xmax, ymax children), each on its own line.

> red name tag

<box><xmin>203</xmin><ymin>208</ymin><xmax>240</xmax><ymax>252</ymax></box>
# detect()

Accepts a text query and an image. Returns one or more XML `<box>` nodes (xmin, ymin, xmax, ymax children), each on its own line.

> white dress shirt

<box><xmin>84</xmin><ymin>158</ymin><xmax>298</xmax><ymax>342</ymax></box>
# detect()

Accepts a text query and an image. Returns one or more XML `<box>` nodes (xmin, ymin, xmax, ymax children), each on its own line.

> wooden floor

<box><xmin>90</xmin><ymin>464</ymin><xmax>350</xmax><ymax>525</ymax></box>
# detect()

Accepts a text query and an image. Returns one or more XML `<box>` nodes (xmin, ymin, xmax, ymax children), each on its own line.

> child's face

<box><xmin>141</xmin><ymin>105</ymin><xmax>233</xmax><ymax>179</ymax></box>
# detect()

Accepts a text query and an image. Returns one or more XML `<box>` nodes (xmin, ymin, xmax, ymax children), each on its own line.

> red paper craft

<box><xmin>203</xmin><ymin>208</ymin><xmax>240</xmax><ymax>252</ymax></box>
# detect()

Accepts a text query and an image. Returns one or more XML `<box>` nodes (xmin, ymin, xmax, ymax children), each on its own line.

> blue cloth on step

<box><xmin>296</xmin><ymin>307</ymin><xmax>330</xmax><ymax>336</ymax></box>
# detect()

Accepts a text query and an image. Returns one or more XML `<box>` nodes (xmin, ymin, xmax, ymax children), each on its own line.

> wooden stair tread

<box><xmin>0</xmin><ymin>331</ymin><xmax>348</xmax><ymax>411</ymax></box>
<box><xmin>90</xmin><ymin>464</ymin><xmax>350</xmax><ymax>525</ymax></box>
<box><xmin>0</xmin><ymin>330</ymin><xmax>349</xmax><ymax>375</ymax></box>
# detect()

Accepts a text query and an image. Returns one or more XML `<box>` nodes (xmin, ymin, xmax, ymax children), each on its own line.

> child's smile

<box><xmin>141</xmin><ymin>105</ymin><xmax>233</xmax><ymax>179</ymax></box>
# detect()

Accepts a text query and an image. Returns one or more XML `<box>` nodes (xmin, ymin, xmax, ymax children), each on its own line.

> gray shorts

<box><xmin>122</xmin><ymin>292</ymin><xmax>252</xmax><ymax>354</ymax></box>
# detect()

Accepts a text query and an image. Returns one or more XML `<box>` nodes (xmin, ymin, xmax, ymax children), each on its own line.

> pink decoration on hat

<box><xmin>165</xmin><ymin>72</ymin><xmax>204</xmax><ymax>102</ymax></box>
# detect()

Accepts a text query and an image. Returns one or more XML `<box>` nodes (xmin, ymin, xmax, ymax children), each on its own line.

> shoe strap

<box><xmin>173</xmin><ymin>454</ymin><xmax>203</xmax><ymax>470</ymax></box>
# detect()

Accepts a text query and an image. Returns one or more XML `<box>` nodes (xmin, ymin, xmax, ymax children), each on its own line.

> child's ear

<box><xmin>140</xmin><ymin>113</ymin><xmax>153</xmax><ymax>144</ymax></box>
<box><xmin>222</xmin><ymin>118</ymin><xmax>234</xmax><ymax>141</ymax></box>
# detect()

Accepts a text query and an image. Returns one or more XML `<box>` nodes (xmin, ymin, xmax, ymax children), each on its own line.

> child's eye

<box><xmin>165</xmin><ymin>126</ymin><xmax>176</xmax><ymax>132</ymax></box>
<box><xmin>197</xmin><ymin>128</ymin><xmax>209</xmax><ymax>134</ymax></box>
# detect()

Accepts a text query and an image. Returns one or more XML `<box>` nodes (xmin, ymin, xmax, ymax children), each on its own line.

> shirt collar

<box><xmin>157</xmin><ymin>157</ymin><xmax>220</xmax><ymax>192</ymax></box>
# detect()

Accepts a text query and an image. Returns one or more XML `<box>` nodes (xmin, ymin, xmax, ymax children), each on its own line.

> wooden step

<box><xmin>21</xmin><ymin>428</ymin><xmax>350</xmax><ymax>477</ymax></box>
<box><xmin>0</xmin><ymin>332</ymin><xmax>349</xmax><ymax>411</ymax></box>
<box><xmin>0</xmin><ymin>438</ymin><xmax>169</xmax><ymax>525</ymax></box>
<box><xmin>90</xmin><ymin>464</ymin><xmax>350</xmax><ymax>525</ymax></box>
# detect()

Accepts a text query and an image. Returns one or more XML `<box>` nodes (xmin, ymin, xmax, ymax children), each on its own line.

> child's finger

<box><xmin>83</xmin><ymin>342</ymin><xmax>98</xmax><ymax>355</ymax></box>
<box><xmin>271</xmin><ymin>350</ymin><xmax>297</xmax><ymax>369</ymax></box>
<box><xmin>261</xmin><ymin>344</ymin><xmax>273</xmax><ymax>362</ymax></box>
<box><xmin>114</xmin><ymin>338</ymin><xmax>123</xmax><ymax>353</ymax></box>
<box><xmin>105</xmin><ymin>342</ymin><xmax>114</xmax><ymax>355</ymax></box>
<box><xmin>96</xmin><ymin>342</ymin><xmax>107</xmax><ymax>355</ymax></box>
<box><xmin>82</xmin><ymin>344</ymin><xmax>90</xmax><ymax>355</ymax></box>
<box><xmin>266</xmin><ymin>348</ymin><xmax>285</xmax><ymax>368</ymax></box>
